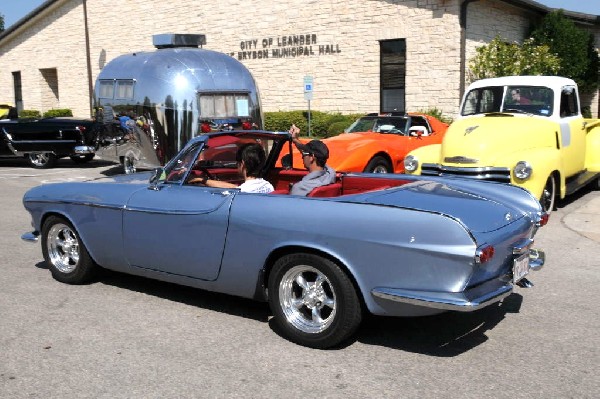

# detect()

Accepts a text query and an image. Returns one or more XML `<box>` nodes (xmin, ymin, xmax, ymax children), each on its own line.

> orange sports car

<box><xmin>290</xmin><ymin>113</ymin><xmax>449</xmax><ymax>173</ymax></box>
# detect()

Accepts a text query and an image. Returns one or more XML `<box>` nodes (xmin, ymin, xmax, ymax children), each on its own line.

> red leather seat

<box><xmin>307</xmin><ymin>183</ymin><xmax>342</xmax><ymax>197</ymax></box>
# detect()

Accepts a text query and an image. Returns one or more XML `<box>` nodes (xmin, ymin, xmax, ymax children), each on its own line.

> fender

<box><xmin>404</xmin><ymin>144</ymin><xmax>442</xmax><ymax>175</ymax></box>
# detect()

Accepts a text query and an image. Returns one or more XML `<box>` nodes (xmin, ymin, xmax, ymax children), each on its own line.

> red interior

<box><xmin>192</xmin><ymin>167</ymin><xmax>412</xmax><ymax>197</ymax></box>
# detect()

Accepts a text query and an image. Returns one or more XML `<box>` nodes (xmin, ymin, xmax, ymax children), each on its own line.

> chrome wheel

<box><xmin>269</xmin><ymin>253</ymin><xmax>362</xmax><ymax>348</ymax></box>
<box><xmin>371</xmin><ymin>165</ymin><xmax>389</xmax><ymax>173</ymax></box>
<box><xmin>47</xmin><ymin>223</ymin><xmax>80</xmax><ymax>273</ymax></box>
<box><xmin>540</xmin><ymin>175</ymin><xmax>556</xmax><ymax>213</ymax></box>
<box><xmin>42</xmin><ymin>216</ymin><xmax>96</xmax><ymax>284</ymax></box>
<box><xmin>28</xmin><ymin>153</ymin><xmax>56</xmax><ymax>169</ymax></box>
<box><xmin>364</xmin><ymin>156</ymin><xmax>392</xmax><ymax>173</ymax></box>
<box><xmin>279</xmin><ymin>265</ymin><xmax>337</xmax><ymax>334</ymax></box>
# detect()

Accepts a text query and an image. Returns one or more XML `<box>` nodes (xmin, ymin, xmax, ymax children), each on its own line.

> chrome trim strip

<box><xmin>512</xmin><ymin>238</ymin><xmax>534</xmax><ymax>255</ymax></box>
<box><xmin>21</xmin><ymin>231</ymin><xmax>39</xmax><ymax>243</ymax></box>
<box><xmin>5</xmin><ymin>139</ymin><xmax>77</xmax><ymax>144</ymax></box>
<box><xmin>372</xmin><ymin>283</ymin><xmax>513</xmax><ymax>312</ymax></box>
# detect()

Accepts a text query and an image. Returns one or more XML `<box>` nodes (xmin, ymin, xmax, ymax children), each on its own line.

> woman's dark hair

<box><xmin>236</xmin><ymin>143</ymin><xmax>266</xmax><ymax>177</ymax></box>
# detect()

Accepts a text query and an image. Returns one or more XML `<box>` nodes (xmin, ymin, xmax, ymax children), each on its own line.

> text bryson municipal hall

<box><xmin>232</xmin><ymin>34</ymin><xmax>341</xmax><ymax>60</ymax></box>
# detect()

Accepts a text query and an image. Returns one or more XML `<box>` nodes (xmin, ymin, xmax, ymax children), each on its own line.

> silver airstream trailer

<box><xmin>94</xmin><ymin>34</ymin><xmax>263</xmax><ymax>173</ymax></box>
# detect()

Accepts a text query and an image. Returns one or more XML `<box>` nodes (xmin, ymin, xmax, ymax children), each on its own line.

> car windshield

<box><xmin>162</xmin><ymin>133</ymin><xmax>282</xmax><ymax>184</ymax></box>
<box><xmin>346</xmin><ymin>116</ymin><xmax>409</xmax><ymax>134</ymax></box>
<box><xmin>461</xmin><ymin>85</ymin><xmax>554</xmax><ymax>117</ymax></box>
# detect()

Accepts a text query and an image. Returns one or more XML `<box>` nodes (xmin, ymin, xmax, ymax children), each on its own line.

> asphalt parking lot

<box><xmin>1</xmin><ymin>159</ymin><xmax>599</xmax><ymax>398</ymax></box>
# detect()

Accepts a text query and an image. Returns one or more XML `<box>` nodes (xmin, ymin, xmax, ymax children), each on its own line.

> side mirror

<box><xmin>148</xmin><ymin>167</ymin><xmax>163</xmax><ymax>190</ymax></box>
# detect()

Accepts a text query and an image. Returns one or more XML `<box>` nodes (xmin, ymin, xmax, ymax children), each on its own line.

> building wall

<box><xmin>0</xmin><ymin>0</ymin><xmax>597</xmax><ymax>119</ymax></box>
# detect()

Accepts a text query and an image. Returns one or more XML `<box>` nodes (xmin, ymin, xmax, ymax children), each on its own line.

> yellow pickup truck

<box><xmin>404</xmin><ymin>76</ymin><xmax>600</xmax><ymax>212</ymax></box>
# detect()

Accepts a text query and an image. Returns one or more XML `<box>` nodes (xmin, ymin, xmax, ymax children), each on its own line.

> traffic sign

<box><xmin>304</xmin><ymin>75</ymin><xmax>313</xmax><ymax>100</ymax></box>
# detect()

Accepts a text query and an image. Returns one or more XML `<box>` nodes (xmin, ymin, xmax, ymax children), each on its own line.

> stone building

<box><xmin>0</xmin><ymin>0</ymin><xmax>598</xmax><ymax>119</ymax></box>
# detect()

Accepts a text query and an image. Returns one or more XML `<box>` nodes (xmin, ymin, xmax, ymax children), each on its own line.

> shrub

<box><xmin>19</xmin><ymin>109</ymin><xmax>41</xmax><ymax>119</ymax></box>
<box><xmin>43</xmin><ymin>108</ymin><xmax>73</xmax><ymax>118</ymax></box>
<box><xmin>415</xmin><ymin>107</ymin><xmax>454</xmax><ymax>124</ymax></box>
<box><xmin>264</xmin><ymin>111</ymin><xmax>363</xmax><ymax>138</ymax></box>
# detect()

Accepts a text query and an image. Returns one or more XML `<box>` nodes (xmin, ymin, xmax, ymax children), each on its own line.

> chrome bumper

<box><xmin>74</xmin><ymin>146</ymin><xmax>95</xmax><ymax>154</ymax></box>
<box><xmin>21</xmin><ymin>231</ymin><xmax>39</xmax><ymax>243</ymax></box>
<box><xmin>372</xmin><ymin>249</ymin><xmax>545</xmax><ymax>312</ymax></box>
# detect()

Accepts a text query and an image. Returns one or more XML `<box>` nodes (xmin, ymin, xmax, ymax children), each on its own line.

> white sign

<box><xmin>304</xmin><ymin>75</ymin><xmax>313</xmax><ymax>100</ymax></box>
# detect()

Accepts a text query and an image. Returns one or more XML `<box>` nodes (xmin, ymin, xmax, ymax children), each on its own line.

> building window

<box><xmin>40</xmin><ymin>68</ymin><xmax>59</xmax><ymax>110</ymax></box>
<box><xmin>380</xmin><ymin>39</ymin><xmax>406</xmax><ymax>113</ymax></box>
<box><xmin>12</xmin><ymin>71</ymin><xmax>23</xmax><ymax>112</ymax></box>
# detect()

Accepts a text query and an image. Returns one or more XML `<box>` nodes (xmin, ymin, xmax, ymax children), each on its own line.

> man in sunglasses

<box><xmin>288</xmin><ymin>124</ymin><xmax>337</xmax><ymax>196</ymax></box>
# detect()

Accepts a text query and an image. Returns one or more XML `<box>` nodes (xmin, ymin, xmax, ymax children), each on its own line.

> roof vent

<box><xmin>152</xmin><ymin>34</ymin><xmax>206</xmax><ymax>49</ymax></box>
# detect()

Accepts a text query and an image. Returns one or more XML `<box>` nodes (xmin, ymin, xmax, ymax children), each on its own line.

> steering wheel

<box><xmin>189</xmin><ymin>167</ymin><xmax>216</xmax><ymax>185</ymax></box>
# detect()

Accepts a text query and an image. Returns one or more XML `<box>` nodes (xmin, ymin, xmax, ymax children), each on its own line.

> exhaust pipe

<box><xmin>516</xmin><ymin>278</ymin><xmax>534</xmax><ymax>288</ymax></box>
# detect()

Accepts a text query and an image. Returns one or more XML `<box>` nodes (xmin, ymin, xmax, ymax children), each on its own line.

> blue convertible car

<box><xmin>21</xmin><ymin>130</ymin><xmax>547</xmax><ymax>348</ymax></box>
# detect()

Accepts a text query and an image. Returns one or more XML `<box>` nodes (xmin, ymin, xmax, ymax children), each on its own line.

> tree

<box><xmin>531</xmin><ymin>10</ymin><xmax>599</xmax><ymax>92</ymax></box>
<box><xmin>0</xmin><ymin>13</ymin><xmax>5</xmax><ymax>32</ymax></box>
<box><xmin>468</xmin><ymin>36</ymin><xmax>560</xmax><ymax>82</ymax></box>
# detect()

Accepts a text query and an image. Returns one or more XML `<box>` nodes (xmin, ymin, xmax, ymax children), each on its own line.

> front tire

<box><xmin>363</xmin><ymin>156</ymin><xmax>392</xmax><ymax>173</ymax></box>
<box><xmin>540</xmin><ymin>175</ymin><xmax>556</xmax><ymax>213</ymax></box>
<box><xmin>268</xmin><ymin>253</ymin><xmax>362</xmax><ymax>349</ymax></box>
<box><xmin>27</xmin><ymin>153</ymin><xmax>57</xmax><ymax>169</ymax></box>
<box><xmin>41</xmin><ymin>216</ymin><xmax>97</xmax><ymax>284</ymax></box>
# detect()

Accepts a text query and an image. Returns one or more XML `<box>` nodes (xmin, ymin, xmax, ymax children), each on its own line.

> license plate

<box><xmin>513</xmin><ymin>253</ymin><xmax>530</xmax><ymax>283</ymax></box>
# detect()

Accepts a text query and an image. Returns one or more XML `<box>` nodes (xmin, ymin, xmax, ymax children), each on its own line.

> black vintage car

<box><xmin>0</xmin><ymin>108</ymin><xmax>99</xmax><ymax>169</ymax></box>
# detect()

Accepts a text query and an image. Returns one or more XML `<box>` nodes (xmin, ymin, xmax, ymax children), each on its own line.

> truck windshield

<box><xmin>461</xmin><ymin>85</ymin><xmax>554</xmax><ymax>117</ymax></box>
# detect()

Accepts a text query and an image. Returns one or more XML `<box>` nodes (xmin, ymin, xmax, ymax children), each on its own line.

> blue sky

<box><xmin>1</xmin><ymin>0</ymin><xmax>599</xmax><ymax>28</ymax></box>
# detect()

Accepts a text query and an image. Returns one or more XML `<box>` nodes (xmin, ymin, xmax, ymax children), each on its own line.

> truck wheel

<box><xmin>41</xmin><ymin>215</ymin><xmax>97</xmax><ymax>284</ymax></box>
<box><xmin>268</xmin><ymin>253</ymin><xmax>362</xmax><ymax>349</ymax></box>
<box><xmin>70</xmin><ymin>154</ymin><xmax>95</xmax><ymax>164</ymax></box>
<box><xmin>363</xmin><ymin>156</ymin><xmax>392</xmax><ymax>173</ymax></box>
<box><xmin>27</xmin><ymin>153</ymin><xmax>57</xmax><ymax>169</ymax></box>
<box><xmin>540</xmin><ymin>175</ymin><xmax>556</xmax><ymax>213</ymax></box>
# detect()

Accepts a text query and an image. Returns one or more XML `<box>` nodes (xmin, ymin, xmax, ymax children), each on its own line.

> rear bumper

<box><xmin>372</xmin><ymin>249</ymin><xmax>545</xmax><ymax>312</ymax></box>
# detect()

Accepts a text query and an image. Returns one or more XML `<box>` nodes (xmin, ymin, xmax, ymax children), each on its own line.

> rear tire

<box><xmin>41</xmin><ymin>216</ymin><xmax>97</xmax><ymax>284</ymax></box>
<box><xmin>27</xmin><ymin>153</ymin><xmax>57</xmax><ymax>169</ymax></box>
<box><xmin>363</xmin><ymin>156</ymin><xmax>392</xmax><ymax>173</ymax></box>
<box><xmin>268</xmin><ymin>253</ymin><xmax>362</xmax><ymax>349</ymax></box>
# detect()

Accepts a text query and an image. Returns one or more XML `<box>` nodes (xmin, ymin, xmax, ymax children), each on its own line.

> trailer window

<box><xmin>199</xmin><ymin>94</ymin><xmax>250</xmax><ymax>118</ymax></box>
<box><xmin>98</xmin><ymin>80</ymin><xmax>115</xmax><ymax>99</ymax></box>
<box><xmin>115</xmin><ymin>80</ymin><xmax>135</xmax><ymax>100</ymax></box>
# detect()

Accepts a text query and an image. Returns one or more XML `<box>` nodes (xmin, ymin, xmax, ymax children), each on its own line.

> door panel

<box><xmin>123</xmin><ymin>184</ymin><xmax>234</xmax><ymax>280</ymax></box>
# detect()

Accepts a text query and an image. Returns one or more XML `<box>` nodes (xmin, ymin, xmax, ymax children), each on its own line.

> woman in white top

<box><xmin>189</xmin><ymin>143</ymin><xmax>274</xmax><ymax>193</ymax></box>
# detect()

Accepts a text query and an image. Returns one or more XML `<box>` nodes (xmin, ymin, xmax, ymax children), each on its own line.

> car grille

<box><xmin>421</xmin><ymin>163</ymin><xmax>511</xmax><ymax>183</ymax></box>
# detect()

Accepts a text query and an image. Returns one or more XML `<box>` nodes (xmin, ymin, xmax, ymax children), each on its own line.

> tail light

<box><xmin>76</xmin><ymin>125</ymin><xmax>87</xmax><ymax>133</ymax></box>
<box><xmin>242</xmin><ymin>121</ymin><xmax>252</xmax><ymax>130</ymax></box>
<box><xmin>200</xmin><ymin>123</ymin><xmax>211</xmax><ymax>133</ymax></box>
<box><xmin>475</xmin><ymin>245</ymin><xmax>495</xmax><ymax>264</ymax></box>
<box><xmin>538</xmin><ymin>213</ymin><xmax>549</xmax><ymax>227</ymax></box>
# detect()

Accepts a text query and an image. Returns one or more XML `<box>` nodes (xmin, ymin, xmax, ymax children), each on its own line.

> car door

<box><xmin>122</xmin><ymin>184</ymin><xmax>235</xmax><ymax>281</ymax></box>
<box><xmin>5</xmin><ymin>120</ymin><xmax>82</xmax><ymax>153</ymax></box>
<box><xmin>558</xmin><ymin>86</ymin><xmax>586</xmax><ymax>177</ymax></box>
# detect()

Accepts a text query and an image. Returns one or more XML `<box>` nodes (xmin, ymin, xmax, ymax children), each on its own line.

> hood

<box><xmin>441</xmin><ymin>116</ymin><xmax>557</xmax><ymax>165</ymax></box>
<box><xmin>324</xmin><ymin>132</ymin><xmax>389</xmax><ymax>166</ymax></box>
<box><xmin>343</xmin><ymin>180</ymin><xmax>526</xmax><ymax>233</ymax></box>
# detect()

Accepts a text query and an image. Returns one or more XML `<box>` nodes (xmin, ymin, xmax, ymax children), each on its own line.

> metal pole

<box><xmin>308</xmin><ymin>100</ymin><xmax>311</xmax><ymax>137</ymax></box>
